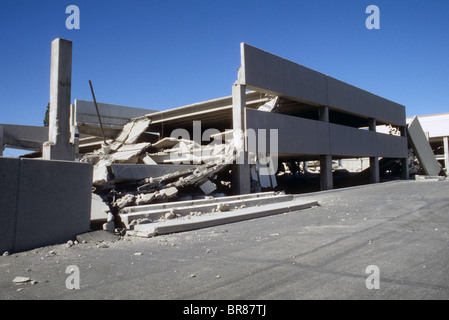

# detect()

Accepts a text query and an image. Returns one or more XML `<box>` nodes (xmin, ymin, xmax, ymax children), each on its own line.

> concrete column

<box><xmin>232</xmin><ymin>82</ymin><xmax>251</xmax><ymax>194</ymax></box>
<box><xmin>0</xmin><ymin>126</ymin><xmax>4</xmax><ymax>157</ymax></box>
<box><xmin>319</xmin><ymin>106</ymin><xmax>333</xmax><ymax>190</ymax></box>
<box><xmin>320</xmin><ymin>155</ymin><xmax>333</xmax><ymax>190</ymax></box>
<box><xmin>444</xmin><ymin>136</ymin><xmax>449</xmax><ymax>174</ymax></box>
<box><xmin>319</xmin><ymin>106</ymin><xmax>329</xmax><ymax>122</ymax></box>
<box><xmin>400</xmin><ymin>126</ymin><xmax>409</xmax><ymax>180</ymax></box>
<box><xmin>369</xmin><ymin>118</ymin><xmax>380</xmax><ymax>183</ymax></box>
<box><xmin>370</xmin><ymin>157</ymin><xmax>380</xmax><ymax>183</ymax></box>
<box><xmin>42</xmin><ymin>38</ymin><xmax>75</xmax><ymax>161</ymax></box>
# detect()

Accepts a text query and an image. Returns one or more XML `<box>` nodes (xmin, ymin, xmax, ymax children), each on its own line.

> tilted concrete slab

<box><xmin>407</xmin><ymin>116</ymin><xmax>441</xmax><ymax>176</ymax></box>
<box><xmin>129</xmin><ymin>199</ymin><xmax>317</xmax><ymax>237</ymax></box>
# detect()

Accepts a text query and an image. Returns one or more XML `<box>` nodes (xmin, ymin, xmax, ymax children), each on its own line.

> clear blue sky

<box><xmin>1</xmin><ymin>0</ymin><xmax>449</xmax><ymax>155</ymax></box>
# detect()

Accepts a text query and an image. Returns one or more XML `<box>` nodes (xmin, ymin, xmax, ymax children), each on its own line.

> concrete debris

<box><xmin>77</xmin><ymin>95</ymin><xmax>315</xmax><ymax>237</ymax></box>
<box><xmin>13</xmin><ymin>276</ymin><xmax>32</xmax><ymax>283</ymax></box>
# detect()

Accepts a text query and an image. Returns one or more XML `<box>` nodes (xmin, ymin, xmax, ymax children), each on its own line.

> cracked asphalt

<box><xmin>1</xmin><ymin>180</ymin><xmax>448</xmax><ymax>300</ymax></box>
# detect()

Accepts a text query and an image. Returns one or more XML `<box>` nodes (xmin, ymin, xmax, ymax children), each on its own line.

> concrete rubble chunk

<box><xmin>199</xmin><ymin>178</ymin><xmax>217</xmax><ymax>195</ymax></box>
<box><xmin>13</xmin><ymin>276</ymin><xmax>32</xmax><ymax>283</ymax></box>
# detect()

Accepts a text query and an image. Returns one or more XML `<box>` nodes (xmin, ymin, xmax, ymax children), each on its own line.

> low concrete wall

<box><xmin>0</xmin><ymin>157</ymin><xmax>92</xmax><ymax>253</ymax></box>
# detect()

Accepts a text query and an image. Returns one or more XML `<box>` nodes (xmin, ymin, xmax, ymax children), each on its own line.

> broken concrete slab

<box><xmin>121</xmin><ymin>191</ymin><xmax>278</xmax><ymax>214</ymax></box>
<box><xmin>119</xmin><ymin>193</ymin><xmax>294</xmax><ymax>228</ymax></box>
<box><xmin>110</xmin><ymin>118</ymin><xmax>152</xmax><ymax>150</ymax></box>
<box><xmin>129</xmin><ymin>199</ymin><xmax>318</xmax><ymax>237</ymax></box>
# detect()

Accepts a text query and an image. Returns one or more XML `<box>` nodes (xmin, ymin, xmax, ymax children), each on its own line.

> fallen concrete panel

<box><xmin>129</xmin><ymin>199</ymin><xmax>318</xmax><ymax>237</ymax></box>
<box><xmin>120</xmin><ymin>193</ymin><xmax>294</xmax><ymax>228</ymax></box>
<box><xmin>407</xmin><ymin>116</ymin><xmax>441</xmax><ymax>176</ymax></box>
<box><xmin>121</xmin><ymin>191</ymin><xmax>278</xmax><ymax>214</ymax></box>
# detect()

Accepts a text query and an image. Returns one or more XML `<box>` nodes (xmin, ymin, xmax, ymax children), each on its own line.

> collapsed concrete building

<box><xmin>1</xmin><ymin>38</ymin><xmax>445</xmax><ymax>252</ymax></box>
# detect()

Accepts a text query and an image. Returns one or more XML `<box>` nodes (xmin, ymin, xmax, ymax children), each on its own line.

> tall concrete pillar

<box><xmin>320</xmin><ymin>155</ymin><xmax>333</xmax><ymax>190</ymax></box>
<box><xmin>369</xmin><ymin>118</ymin><xmax>380</xmax><ymax>183</ymax></box>
<box><xmin>444</xmin><ymin>137</ymin><xmax>449</xmax><ymax>174</ymax></box>
<box><xmin>0</xmin><ymin>126</ymin><xmax>4</xmax><ymax>157</ymax></box>
<box><xmin>400</xmin><ymin>126</ymin><xmax>409</xmax><ymax>180</ymax></box>
<box><xmin>42</xmin><ymin>38</ymin><xmax>75</xmax><ymax>161</ymax></box>
<box><xmin>319</xmin><ymin>106</ymin><xmax>333</xmax><ymax>190</ymax></box>
<box><xmin>232</xmin><ymin>82</ymin><xmax>251</xmax><ymax>195</ymax></box>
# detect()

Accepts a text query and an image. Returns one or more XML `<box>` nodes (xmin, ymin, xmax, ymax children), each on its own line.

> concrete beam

<box><xmin>42</xmin><ymin>38</ymin><xmax>75</xmax><ymax>161</ymax></box>
<box><xmin>74</xmin><ymin>100</ymin><xmax>157</xmax><ymax>138</ymax></box>
<box><xmin>129</xmin><ymin>199</ymin><xmax>318</xmax><ymax>237</ymax></box>
<box><xmin>121</xmin><ymin>194</ymin><xmax>295</xmax><ymax>228</ymax></box>
<box><xmin>0</xmin><ymin>124</ymin><xmax>49</xmax><ymax>151</ymax></box>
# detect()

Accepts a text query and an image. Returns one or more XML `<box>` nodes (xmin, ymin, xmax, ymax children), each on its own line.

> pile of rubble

<box><xmin>80</xmin><ymin>115</ymin><xmax>242</xmax><ymax>229</ymax></box>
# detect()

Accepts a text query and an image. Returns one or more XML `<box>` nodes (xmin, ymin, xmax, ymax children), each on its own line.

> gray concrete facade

<box><xmin>237</xmin><ymin>43</ymin><xmax>408</xmax><ymax>190</ymax></box>
<box><xmin>0</xmin><ymin>158</ymin><xmax>92</xmax><ymax>254</ymax></box>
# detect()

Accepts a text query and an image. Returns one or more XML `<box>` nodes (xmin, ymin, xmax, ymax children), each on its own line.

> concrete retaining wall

<box><xmin>0</xmin><ymin>158</ymin><xmax>92</xmax><ymax>253</ymax></box>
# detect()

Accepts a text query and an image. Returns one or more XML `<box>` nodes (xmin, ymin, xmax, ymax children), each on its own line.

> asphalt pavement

<box><xmin>1</xmin><ymin>179</ymin><xmax>448</xmax><ymax>300</ymax></box>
